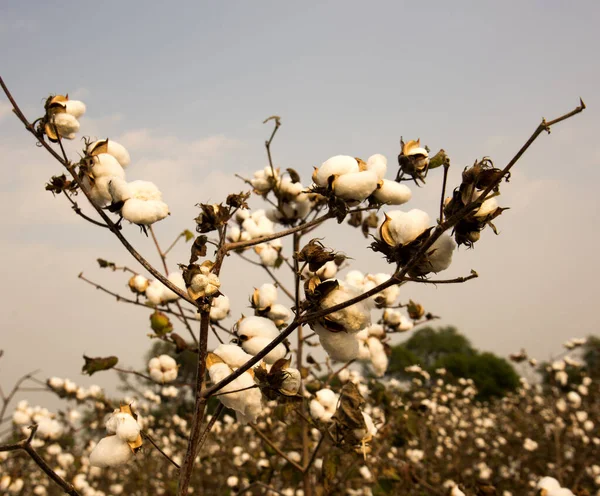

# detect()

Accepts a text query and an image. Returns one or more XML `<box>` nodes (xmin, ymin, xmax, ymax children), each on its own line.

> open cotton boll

<box><xmin>148</xmin><ymin>355</ymin><xmax>178</xmax><ymax>383</ymax></box>
<box><xmin>474</xmin><ymin>195</ymin><xmax>499</xmax><ymax>218</ymax></box>
<box><xmin>422</xmin><ymin>234</ymin><xmax>456</xmax><ymax>274</ymax></box>
<box><xmin>380</xmin><ymin>209</ymin><xmax>430</xmax><ymax>246</ymax></box>
<box><xmin>64</xmin><ymin>100</ymin><xmax>86</xmax><ymax>118</ymax></box>
<box><xmin>314</xmin><ymin>324</ymin><xmax>360</xmax><ymax>362</ymax></box>
<box><xmin>145</xmin><ymin>280</ymin><xmax>164</xmax><ymax>305</ymax></box>
<box><xmin>121</xmin><ymin>198</ymin><xmax>169</xmax><ymax>225</ymax></box>
<box><xmin>50</xmin><ymin>113</ymin><xmax>80</xmax><ymax>139</ymax></box>
<box><xmin>332</xmin><ymin>170</ymin><xmax>379</xmax><ymax>202</ymax></box>
<box><xmin>83</xmin><ymin>175</ymin><xmax>114</xmax><ymax>207</ymax></box>
<box><xmin>313</xmin><ymin>155</ymin><xmax>359</xmax><ymax>187</ymax></box>
<box><xmin>105</xmin><ymin>412</ymin><xmax>141</xmax><ymax>443</ymax></box>
<box><xmin>108</xmin><ymin>177</ymin><xmax>132</xmax><ymax>203</ymax></box>
<box><xmin>208</xmin><ymin>362</ymin><xmax>261</xmax><ymax>422</ymax></box>
<box><xmin>88</xmin><ymin>140</ymin><xmax>131</xmax><ymax>168</ymax></box>
<box><xmin>310</xmin><ymin>388</ymin><xmax>339</xmax><ymax>422</ymax></box>
<box><xmin>161</xmin><ymin>272</ymin><xmax>185</xmax><ymax>302</ymax></box>
<box><xmin>267</xmin><ymin>304</ymin><xmax>291</xmax><ymax>324</ymax></box>
<box><xmin>318</xmin><ymin>283</ymin><xmax>372</xmax><ymax>333</ymax></box>
<box><xmin>345</xmin><ymin>270</ymin><xmax>366</xmax><ymax>291</ymax></box>
<box><xmin>280</xmin><ymin>367</ymin><xmax>302</xmax><ymax>395</ymax></box>
<box><xmin>210</xmin><ymin>295</ymin><xmax>230</xmax><ymax>321</ymax></box>
<box><xmin>238</xmin><ymin>316</ymin><xmax>279</xmax><ymax>340</ymax></box>
<box><xmin>366</xmin><ymin>273</ymin><xmax>399</xmax><ymax>306</ymax></box>
<box><xmin>367</xmin><ymin>337</ymin><xmax>389</xmax><ymax>377</ymax></box>
<box><xmin>36</xmin><ymin>417</ymin><xmax>63</xmax><ymax>439</ymax></box>
<box><xmin>258</xmin><ymin>244</ymin><xmax>279</xmax><ymax>267</ymax></box>
<box><xmin>316</xmin><ymin>260</ymin><xmax>338</xmax><ymax>280</ymax></box>
<box><xmin>91</xmin><ymin>154</ymin><xmax>126</xmax><ymax>179</ymax></box>
<box><xmin>213</xmin><ymin>344</ymin><xmax>256</xmax><ymax>368</ymax></box>
<box><xmin>373</xmin><ymin>180</ymin><xmax>412</xmax><ymax>205</ymax></box>
<box><xmin>128</xmin><ymin>180</ymin><xmax>162</xmax><ymax>201</ymax></box>
<box><xmin>253</xmin><ymin>283</ymin><xmax>278</xmax><ymax>310</ymax></box>
<box><xmin>366</xmin><ymin>154</ymin><xmax>387</xmax><ymax>181</ymax></box>
<box><xmin>241</xmin><ymin>336</ymin><xmax>287</xmax><ymax>364</ymax></box>
<box><xmin>357</xmin><ymin>339</ymin><xmax>371</xmax><ymax>360</ymax></box>
<box><xmin>89</xmin><ymin>435</ymin><xmax>133</xmax><ymax>468</ymax></box>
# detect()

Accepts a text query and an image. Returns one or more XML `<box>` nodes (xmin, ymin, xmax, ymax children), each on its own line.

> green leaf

<box><xmin>182</xmin><ymin>229</ymin><xmax>194</xmax><ymax>242</ymax></box>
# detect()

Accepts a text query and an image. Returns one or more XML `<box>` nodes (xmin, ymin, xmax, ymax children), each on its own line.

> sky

<box><xmin>1</xmin><ymin>1</ymin><xmax>599</xmax><ymax>410</ymax></box>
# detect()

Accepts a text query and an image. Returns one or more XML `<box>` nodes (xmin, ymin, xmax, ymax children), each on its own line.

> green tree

<box><xmin>387</xmin><ymin>326</ymin><xmax>519</xmax><ymax>400</ymax></box>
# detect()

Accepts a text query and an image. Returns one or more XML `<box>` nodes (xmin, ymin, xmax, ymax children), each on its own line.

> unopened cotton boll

<box><xmin>89</xmin><ymin>435</ymin><xmax>133</xmax><ymax>467</ymax></box>
<box><xmin>332</xmin><ymin>170</ymin><xmax>379</xmax><ymax>202</ymax></box>
<box><xmin>50</xmin><ymin>113</ymin><xmax>80</xmax><ymax>139</ymax></box>
<box><xmin>64</xmin><ymin>100</ymin><xmax>86</xmax><ymax>118</ymax></box>
<box><xmin>373</xmin><ymin>179</ymin><xmax>412</xmax><ymax>205</ymax></box>
<box><xmin>313</xmin><ymin>155</ymin><xmax>359</xmax><ymax>187</ymax></box>
<box><xmin>280</xmin><ymin>367</ymin><xmax>302</xmax><ymax>395</ymax></box>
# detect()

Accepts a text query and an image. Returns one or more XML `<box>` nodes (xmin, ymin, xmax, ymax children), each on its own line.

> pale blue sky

<box><xmin>1</xmin><ymin>1</ymin><xmax>598</xmax><ymax>406</ymax></box>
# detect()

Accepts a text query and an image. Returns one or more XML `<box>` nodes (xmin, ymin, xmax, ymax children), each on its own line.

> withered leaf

<box><xmin>182</xmin><ymin>229</ymin><xmax>194</xmax><ymax>242</ymax></box>
<box><xmin>226</xmin><ymin>191</ymin><xmax>250</xmax><ymax>209</ymax></box>
<box><xmin>286</xmin><ymin>168</ymin><xmax>301</xmax><ymax>183</ymax></box>
<box><xmin>169</xmin><ymin>333</ymin><xmax>189</xmax><ymax>353</ymax></box>
<box><xmin>97</xmin><ymin>258</ymin><xmax>116</xmax><ymax>270</ymax></box>
<box><xmin>332</xmin><ymin>382</ymin><xmax>366</xmax><ymax>432</ymax></box>
<box><xmin>82</xmin><ymin>355</ymin><xmax>118</xmax><ymax>376</ymax></box>
<box><xmin>189</xmin><ymin>236</ymin><xmax>208</xmax><ymax>264</ymax></box>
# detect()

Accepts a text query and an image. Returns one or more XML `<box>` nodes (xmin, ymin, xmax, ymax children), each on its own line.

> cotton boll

<box><xmin>82</xmin><ymin>175</ymin><xmax>113</xmax><ymax>207</ymax></box>
<box><xmin>373</xmin><ymin>180</ymin><xmax>412</xmax><ymax>205</ymax></box>
<box><xmin>345</xmin><ymin>270</ymin><xmax>365</xmax><ymax>290</ymax></box>
<box><xmin>420</xmin><ymin>234</ymin><xmax>456</xmax><ymax>274</ymax></box>
<box><xmin>332</xmin><ymin>170</ymin><xmax>379</xmax><ymax>202</ymax></box>
<box><xmin>105</xmin><ymin>412</ymin><xmax>141</xmax><ymax>443</ymax></box>
<box><xmin>309</xmin><ymin>399</ymin><xmax>327</xmax><ymax>421</ymax></box>
<box><xmin>37</xmin><ymin>417</ymin><xmax>63</xmax><ymax>439</ymax></box>
<box><xmin>145</xmin><ymin>280</ymin><xmax>164</xmax><ymax>305</ymax></box>
<box><xmin>50</xmin><ymin>113</ymin><xmax>80</xmax><ymax>139</ymax></box>
<box><xmin>366</xmin><ymin>154</ymin><xmax>387</xmax><ymax>181</ymax></box>
<box><xmin>108</xmin><ymin>177</ymin><xmax>132</xmax><ymax>203</ymax></box>
<box><xmin>228</xmin><ymin>225</ymin><xmax>241</xmax><ymax>242</ymax></box>
<box><xmin>213</xmin><ymin>344</ymin><xmax>255</xmax><ymax>368</ymax></box>
<box><xmin>367</xmin><ymin>337</ymin><xmax>389</xmax><ymax>377</ymax></box>
<box><xmin>238</xmin><ymin>316</ymin><xmax>279</xmax><ymax>340</ymax></box>
<box><xmin>357</xmin><ymin>340</ymin><xmax>371</xmax><ymax>360</ymax></box>
<box><xmin>121</xmin><ymin>198</ymin><xmax>169</xmax><ymax>225</ymax></box>
<box><xmin>253</xmin><ymin>283</ymin><xmax>278</xmax><ymax>310</ymax></box>
<box><xmin>91</xmin><ymin>154</ymin><xmax>125</xmax><ymax>179</ymax></box>
<box><xmin>313</xmin><ymin>155</ymin><xmax>359</xmax><ymax>187</ymax></box>
<box><xmin>64</xmin><ymin>100</ymin><xmax>86</xmax><ymax>118</ymax></box>
<box><xmin>318</xmin><ymin>284</ymin><xmax>372</xmax><ymax>333</ymax></box>
<box><xmin>380</xmin><ymin>209</ymin><xmax>430</xmax><ymax>246</ymax></box>
<box><xmin>161</xmin><ymin>272</ymin><xmax>185</xmax><ymax>302</ymax></box>
<box><xmin>280</xmin><ymin>368</ymin><xmax>302</xmax><ymax>395</ymax></box>
<box><xmin>241</xmin><ymin>336</ymin><xmax>287</xmax><ymax>364</ymax></box>
<box><xmin>89</xmin><ymin>435</ymin><xmax>133</xmax><ymax>467</ymax></box>
<box><xmin>354</xmin><ymin>411</ymin><xmax>377</xmax><ymax>441</ymax></box>
<box><xmin>316</xmin><ymin>261</ymin><xmax>338</xmax><ymax>279</ymax></box>
<box><xmin>208</xmin><ymin>362</ymin><xmax>260</xmax><ymax>421</ymax></box>
<box><xmin>257</xmin><ymin>244</ymin><xmax>279</xmax><ymax>267</ymax></box>
<box><xmin>128</xmin><ymin>180</ymin><xmax>162</xmax><ymax>201</ymax></box>
<box><xmin>88</xmin><ymin>140</ymin><xmax>130</xmax><ymax>168</ymax></box>
<box><xmin>314</xmin><ymin>324</ymin><xmax>360</xmax><ymax>362</ymax></box>
<box><xmin>474</xmin><ymin>195</ymin><xmax>499</xmax><ymax>218</ymax></box>
<box><xmin>210</xmin><ymin>295</ymin><xmax>230</xmax><ymax>321</ymax></box>
<box><xmin>267</xmin><ymin>304</ymin><xmax>291</xmax><ymax>324</ymax></box>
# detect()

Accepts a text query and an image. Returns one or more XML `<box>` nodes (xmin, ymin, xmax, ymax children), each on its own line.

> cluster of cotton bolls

<box><xmin>312</xmin><ymin>154</ymin><xmax>412</xmax><ymax>205</ymax></box>
<box><xmin>43</xmin><ymin>95</ymin><xmax>86</xmax><ymax>141</ymax></box>
<box><xmin>46</xmin><ymin>377</ymin><xmax>104</xmax><ymax>402</ymax></box>
<box><xmin>228</xmin><ymin>209</ymin><xmax>282</xmax><ymax>266</ymax></box>
<box><xmin>251</xmin><ymin>283</ymin><xmax>292</xmax><ymax>326</ymax></box>
<box><xmin>356</xmin><ymin>324</ymin><xmax>389</xmax><ymax>377</ymax></box>
<box><xmin>11</xmin><ymin>401</ymin><xmax>63</xmax><ymax>441</ymax></box>
<box><xmin>78</xmin><ymin>137</ymin><xmax>170</xmax><ymax>227</ymax></box>
<box><xmin>148</xmin><ymin>355</ymin><xmax>178</xmax><ymax>384</ymax></box>
<box><xmin>128</xmin><ymin>271</ymin><xmax>186</xmax><ymax>306</ymax></box>
<box><xmin>235</xmin><ymin>315</ymin><xmax>287</xmax><ymax>363</ymax></box>
<box><xmin>89</xmin><ymin>407</ymin><xmax>142</xmax><ymax>468</ymax></box>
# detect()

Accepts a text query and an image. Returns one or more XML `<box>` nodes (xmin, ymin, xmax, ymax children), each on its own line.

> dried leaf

<box><xmin>82</xmin><ymin>355</ymin><xmax>118</xmax><ymax>376</ymax></box>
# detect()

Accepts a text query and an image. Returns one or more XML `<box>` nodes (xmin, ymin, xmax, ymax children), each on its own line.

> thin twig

<box><xmin>142</xmin><ymin>430</ymin><xmax>181</xmax><ymax>469</ymax></box>
<box><xmin>250</xmin><ymin>423</ymin><xmax>304</xmax><ymax>472</ymax></box>
<box><xmin>402</xmin><ymin>271</ymin><xmax>479</xmax><ymax>285</ymax></box>
<box><xmin>62</xmin><ymin>191</ymin><xmax>108</xmax><ymax>228</ymax></box>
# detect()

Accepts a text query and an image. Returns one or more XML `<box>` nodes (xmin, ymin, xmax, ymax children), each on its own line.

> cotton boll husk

<box><xmin>367</xmin><ymin>337</ymin><xmax>389</xmax><ymax>377</ymax></box>
<box><xmin>383</xmin><ymin>209</ymin><xmax>430</xmax><ymax>246</ymax></box>
<box><xmin>314</xmin><ymin>155</ymin><xmax>359</xmax><ymax>187</ymax></box>
<box><xmin>366</xmin><ymin>154</ymin><xmax>387</xmax><ymax>180</ymax></box>
<box><xmin>161</xmin><ymin>272</ymin><xmax>185</xmax><ymax>302</ymax></box>
<box><xmin>210</xmin><ymin>295</ymin><xmax>230</xmax><ymax>321</ymax></box>
<box><xmin>51</xmin><ymin>113</ymin><xmax>79</xmax><ymax>138</ymax></box>
<box><xmin>238</xmin><ymin>316</ymin><xmax>279</xmax><ymax>340</ymax></box>
<box><xmin>108</xmin><ymin>177</ymin><xmax>132</xmax><ymax>203</ymax></box>
<box><xmin>241</xmin><ymin>337</ymin><xmax>287</xmax><ymax>364</ymax></box>
<box><xmin>121</xmin><ymin>199</ymin><xmax>169</xmax><ymax>225</ymax></box>
<box><xmin>88</xmin><ymin>140</ymin><xmax>130</xmax><ymax>168</ymax></box>
<box><xmin>314</xmin><ymin>324</ymin><xmax>360</xmax><ymax>362</ymax></box>
<box><xmin>213</xmin><ymin>344</ymin><xmax>255</xmax><ymax>369</ymax></box>
<box><xmin>373</xmin><ymin>180</ymin><xmax>412</xmax><ymax>205</ymax></box>
<box><xmin>91</xmin><ymin>154</ymin><xmax>125</xmax><ymax>179</ymax></box>
<box><xmin>89</xmin><ymin>435</ymin><xmax>133</xmax><ymax>468</ymax></box>
<box><xmin>332</xmin><ymin>170</ymin><xmax>379</xmax><ymax>202</ymax></box>
<box><xmin>423</xmin><ymin>234</ymin><xmax>456</xmax><ymax>274</ymax></box>
<box><xmin>64</xmin><ymin>100</ymin><xmax>86</xmax><ymax>118</ymax></box>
